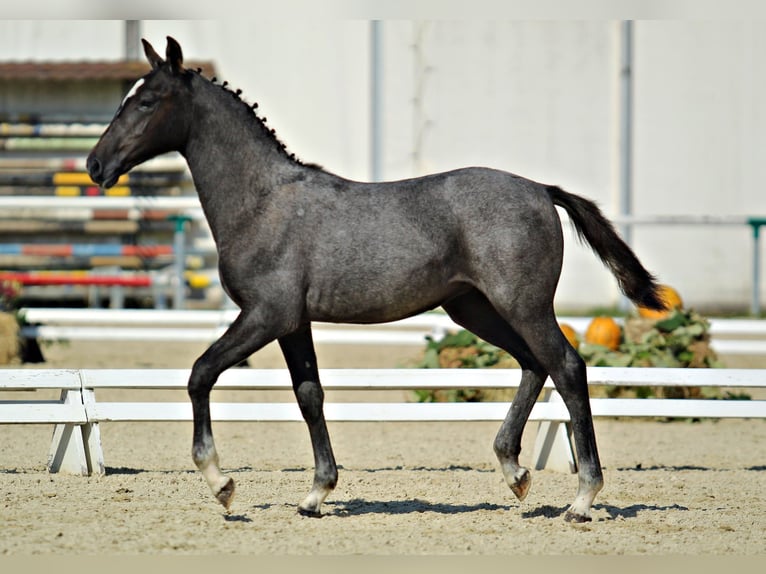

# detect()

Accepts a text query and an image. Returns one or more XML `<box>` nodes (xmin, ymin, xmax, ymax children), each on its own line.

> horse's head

<box><xmin>87</xmin><ymin>36</ymin><xmax>193</xmax><ymax>188</ymax></box>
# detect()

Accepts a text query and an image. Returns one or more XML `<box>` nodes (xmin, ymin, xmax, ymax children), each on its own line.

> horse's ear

<box><xmin>166</xmin><ymin>36</ymin><xmax>184</xmax><ymax>75</ymax></box>
<box><xmin>142</xmin><ymin>39</ymin><xmax>163</xmax><ymax>70</ymax></box>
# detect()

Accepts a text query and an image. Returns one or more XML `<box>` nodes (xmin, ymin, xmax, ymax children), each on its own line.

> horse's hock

<box><xmin>0</xmin><ymin>312</ymin><xmax>20</xmax><ymax>365</ymax></box>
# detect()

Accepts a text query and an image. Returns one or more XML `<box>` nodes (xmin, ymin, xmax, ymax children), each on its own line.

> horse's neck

<box><xmin>181</xmin><ymin>92</ymin><xmax>296</xmax><ymax>242</ymax></box>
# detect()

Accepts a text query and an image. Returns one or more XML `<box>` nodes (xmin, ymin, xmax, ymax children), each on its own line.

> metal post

<box><xmin>749</xmin><ymin>219</ymin><xmax>764</xmax><ymax>316</ymax></box>
<box><xmin>125</xmin><ymin>21</ymin><xmax>142</xmax><ymax>61</ymax></box>
<box><xmin>618</xmin><ymin>21</ymin><xmax>634</xmax><ymax>312</ymax></box>
<box><xmin>152</xmin><ymin>274</ymin><xmax>167</xmax><ymax>310</ymax></box>
<box><xmin>619</xmin><ymin>21</ymin><xmax>634</xmax><ymax>245</ymax></box>
<box><xmin>370</xmin><ymin>20</ymin><xmax>383</xmax><ymax>182</ymax></box>
<box><xmin>169</xmin><ymin>215</ymin><xmax>191</xmax><ymax>310</ymax></box>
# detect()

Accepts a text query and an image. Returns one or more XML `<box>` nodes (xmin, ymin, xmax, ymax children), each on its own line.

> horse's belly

<box><xmin>306</xmin><ymin>271</ymin><xmax>468</xmax><ymax>325</ymax></box>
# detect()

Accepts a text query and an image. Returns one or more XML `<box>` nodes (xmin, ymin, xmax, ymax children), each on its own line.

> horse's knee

<box><xmin>187</xmin><ymin>356</ymin><xmax>217</xmax><ymax>400</ymax></box>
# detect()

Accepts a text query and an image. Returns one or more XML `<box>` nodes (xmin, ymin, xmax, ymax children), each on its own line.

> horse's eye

<box><xmin>138</xmin><ymin>99</ymin><xmax>156</xmax><ymax>111</ymax></box>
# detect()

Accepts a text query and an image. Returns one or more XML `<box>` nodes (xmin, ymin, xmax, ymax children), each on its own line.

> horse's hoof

<box><xmin>564</xmin><ymin>509</ymin><xmax>592</xmax><ymax>523</ymax></box>
<box><xmin>297</xmin><ymin>506</ymin><xmax>323</xmax><ymax>518</ymax></box>
<box><xmin>509</xmin><ymin>468</ymin><xmax>532</xmax><ymax>502</ymax></box>
<box><xmin>214</xmin><ymin>477</ymin><xmax>236</xmax><ymax>510</ymax></box>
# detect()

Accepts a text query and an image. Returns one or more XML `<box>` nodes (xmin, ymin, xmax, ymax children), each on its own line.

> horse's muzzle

<box><xmin>86</xmin><ymin>154</ymin><xmax>119</xmax><ymax>189</ymax></box>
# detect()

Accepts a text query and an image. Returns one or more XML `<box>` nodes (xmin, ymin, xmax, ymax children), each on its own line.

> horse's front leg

<box><xmin>278</xmin><ymin>325</ymin><xmax>337</xmax><ymax>517</ymax></box>
<box><xmin>188</xmin><ymin>311</ymin><xmax>274</xmax><ymax>509</ymax></box>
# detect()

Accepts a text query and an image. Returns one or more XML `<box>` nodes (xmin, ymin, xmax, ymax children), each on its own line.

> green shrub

<box><xmin>413</xmin><ymin>309</ymin><xmax>724</xmax><ymax>402</ymax></box>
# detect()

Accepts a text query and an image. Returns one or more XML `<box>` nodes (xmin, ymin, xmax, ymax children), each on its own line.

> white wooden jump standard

<box><xmin>1</xmin><ymin>367</ymin><xmax>764</xmax><ymax>478</ymax></box>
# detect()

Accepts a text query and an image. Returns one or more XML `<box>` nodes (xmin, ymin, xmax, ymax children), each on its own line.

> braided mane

<box><xmin>190</xmin><ymin>67</ymin><xmax>322</xmax><ymax>170</ymax></box>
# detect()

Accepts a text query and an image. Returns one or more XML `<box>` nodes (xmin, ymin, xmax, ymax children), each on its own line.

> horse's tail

<box><xmin>547</xmin><ymin>185</ymin><xmax>665</xmax><ymax>311</ymax></box>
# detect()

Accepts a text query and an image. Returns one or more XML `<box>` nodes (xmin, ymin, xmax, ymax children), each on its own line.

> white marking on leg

<box><xmin>299</xmin><ymin>485</ymin><xmax>331</xmax><ymax>516</ymax></box>
<box><xmin>193</xmin><ymin>440</ymin><xmax>234</xmax><ymax>508</ymax></box>
<box><xmin>200</xmin><ymin>460</ymin><xmax>229</xmax><ymax>494</ymax></box>
<box><xmin>499</xmin><ymin>461</ymin><xmax>532</xmax><ymax>501</ymax></box>
<box><xmin>567</xmin><ymin>494</ymin><xmax>594</xmax><ymax>520</ymax></box>
<box><xmin>566</xmin><ymin>478</ymin><xmax>603</xmax><ymax>522</ymax></box>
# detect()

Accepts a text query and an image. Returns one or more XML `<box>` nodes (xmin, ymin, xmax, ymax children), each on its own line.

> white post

<box><xmin>531</xmin><ymin>389</ymin><xmax>577</xmax><ymax>473</ymax></box>
<box><xmin>81</xmin><ymin>388</ymin><xmax>105</xmax><ymax>476</ymax></box>
<box><xmin>47</xmin><ymin>390</ymin><xmax>89</xmax><ymax>475</ymax></box>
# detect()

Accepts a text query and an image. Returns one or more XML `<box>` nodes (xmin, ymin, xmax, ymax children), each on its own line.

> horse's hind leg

<box><xmin>188</xmin><ymin>311</ymin><xmax>274</xmax><ymax>509</ymax></box>
<box><xmin>508</xmin><ymin>309</ymin><xmax>604</xmax><ymax>523</ymax></box>
<box><xmin>443</xmin><ymin>290</ymin><xmax>548</xmax><ymax>504</ymax></box>
<box><xmin>278</xmin><ymin>325</ymin><xmax>338</xmax><ymax>517</ymax></box>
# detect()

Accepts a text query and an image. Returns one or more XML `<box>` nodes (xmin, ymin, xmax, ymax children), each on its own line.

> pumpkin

<box><xmin>584</xmin><ymin>316</ymin><xmax>621</xmax><ymax>351</ymax></box>
<box><xmin>559</xmin><ymin>323</ymin><xmax>579</xmax><ymax>349</ymax></box>
<box><xmin>637</xmin><ymin>284</ymin><xmax>683</xmax><ymax>320</ymax></box>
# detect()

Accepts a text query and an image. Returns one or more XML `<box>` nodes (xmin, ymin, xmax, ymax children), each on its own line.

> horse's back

<box><xmin>407</xmin><ymin>166</ymin><xmax>565</xmax><ymax>257</ymax></box>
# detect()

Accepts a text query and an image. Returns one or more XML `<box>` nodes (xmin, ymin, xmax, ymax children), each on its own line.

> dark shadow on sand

<box><xmin>617</xmin><ymin>464</ymin><xmax>766</xmax><ymax>473</ymax></box>
<box><xmin>616</xmin><ymin>464</ymin><xmax>714</xmax><ymax>472</ymax></box>
<box><xmin>520</xmin><ymin>502</ymin><xmax>689</xmax><ymax>520</ymax></box>
<box><xmin>324</xmin><ymin>498</ymin><xmax>512</xmax><ymax>517</ymax></box>
<box><xmin>594</xmin><ymin>503</ymin><xmax>689</xmax><ymax>519</ymax></box>
<box><xmin>223</xmin><ymin>513</ymin><xmax>253</xmax><ymax>523</ymax></box>
<box><xmin>104</xmin><ymin>466</ymin><xmax>197</xmax><ymax>476</ymax></box>
<box><xmin>521</xmin><ymin>504</ymin><xmax>569</xmax><ymax>519</ymax></box>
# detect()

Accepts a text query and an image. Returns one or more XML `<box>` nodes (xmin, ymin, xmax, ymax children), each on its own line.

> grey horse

<box><xmin>87</xmin><ymin>37</ymin><xmax>664</xmax><ymax>523</ymax></box>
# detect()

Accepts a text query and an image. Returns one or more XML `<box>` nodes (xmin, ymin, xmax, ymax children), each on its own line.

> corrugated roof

<box><xmin>0</xmin><ymin>60</ymin><xmax>217</xmax><ymax>81</ymax></box>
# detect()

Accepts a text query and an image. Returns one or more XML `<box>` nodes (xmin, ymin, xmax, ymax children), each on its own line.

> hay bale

<box><xmin>0</xmin><ymin>312</ymin><xmax>20</xmax><ymax>365</ymax></box>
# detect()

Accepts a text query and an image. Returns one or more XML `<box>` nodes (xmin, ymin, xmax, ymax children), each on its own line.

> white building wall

<box><xmin>1</xmin><ymin>20</ymin><xmax>763</xmax><ymax>312</ymax></box>
<box><xmin>0</xmin><ymin>20</ymin><xmax>125</xmax><ymax>60</ymax></box>
<box><xmin>632</xmin><ymin>21</ymin><xmax>766</xmax><ymax>311</ymax></box>
<box><xmin>141</xmin><ymin>20</ymin><xmax>372</xmax><ymax>183</ymax></box>
<box><xmin>391</xmin><ymin>21</ymin><xmax>621</xmax><ymax>311</ymax></box>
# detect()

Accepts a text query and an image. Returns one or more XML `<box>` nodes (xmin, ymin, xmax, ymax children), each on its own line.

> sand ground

<box><xmin>1</xmin><ymin>336</ymin><xmax>764</xmax><ymax>555</ymax></box>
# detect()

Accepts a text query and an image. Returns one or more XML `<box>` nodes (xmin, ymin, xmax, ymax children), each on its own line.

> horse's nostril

<box><xmin>86</xmin><ymin>155</ymin><xmax>102</xmax><ymax>182</ymax></box>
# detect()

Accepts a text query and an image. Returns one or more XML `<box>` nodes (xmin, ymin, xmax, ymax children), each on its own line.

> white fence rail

<box><xmin>1</xmin><ymin>367</ymin><xmax>763</xmax><ymax>477</ymax></box>
<box><xmin>18</xmin><ymin>307</ymin><xmax>766</xmax><ymax>355</ymax></box>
